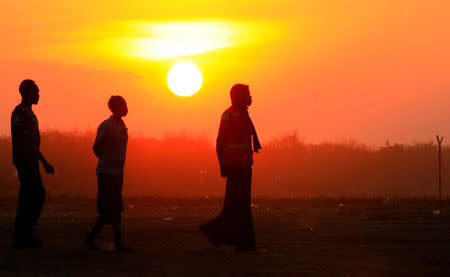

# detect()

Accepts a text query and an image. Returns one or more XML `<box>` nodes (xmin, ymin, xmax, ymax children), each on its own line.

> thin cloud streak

<box><xmin>19</xmin><ymin>20</ymin><xmax>281</xmax><ymax>63</ymax></box>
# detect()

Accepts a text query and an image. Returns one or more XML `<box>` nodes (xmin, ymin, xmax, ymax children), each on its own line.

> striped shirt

<box><xmin>93</xmin><ymin>116</ymin><xmax>128</xmax><ymax>176</ymax></box>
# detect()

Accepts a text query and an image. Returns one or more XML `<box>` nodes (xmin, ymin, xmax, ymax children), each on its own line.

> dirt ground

<box><xmin>0</xmin><ymin>197</ymin><xmax>449</xmax><ymax>276</ymax></box>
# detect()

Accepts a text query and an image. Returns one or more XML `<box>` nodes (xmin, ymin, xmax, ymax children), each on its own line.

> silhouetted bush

<box><xmin>0</xmin><ymin>131</ymin><xmax>447</xmax><ymax>198</ymax></box>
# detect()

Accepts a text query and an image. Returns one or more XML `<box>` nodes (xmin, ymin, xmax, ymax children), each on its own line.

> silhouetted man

<box><xmin>200</xmin><ymin>83</ymin><xmax>261</xmax><ymax>251</ymax></box>
<box><xmin>11</xmin><ymin>79</ymin><xmax>55</xmax><ymax>248</ymax></box>
<box><xmin>86</xmin><ymin>96</ymin><xmax>133</xmax><ymax>252</ymax></box>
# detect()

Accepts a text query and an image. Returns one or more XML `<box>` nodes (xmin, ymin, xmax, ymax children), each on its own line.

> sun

<box><xmin>167</xmin><ymin>62</ymin><xmax>203</xmax><ymax>97</ymax></box>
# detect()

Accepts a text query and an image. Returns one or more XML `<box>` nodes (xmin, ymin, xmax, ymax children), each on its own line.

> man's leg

<box><xmin>14</xmin><ymin>165</ymin><xmax>43</xmax><ymax>248</ymax></box>
<box><xmin>112</xmin><ymin>216</ymin><xmax>134</xmax><ymax>252</ymax></box>
<box><xmin>113</xmin><ymin>216</ymin><xmax>122</xmax><ymax>246</ymax></box>
<box><xmin>85</xmin><ymin>216</ymin><xmax>104</xmax><ymax>249</ymax></box>
<box><xmin>30</xmin><ymin>171</ymin><xmax>46</xmax><ymax>230</ymax></box>
<box><xmin>14</xmin><ymin>185</ymin><xmax>31</xmax><ymax>239</ymax></box>
<box><xmin>110</xmin><ymin>175</ymin><xmax>133</xmax><ymax>252</ymax></box>
<box><xmin>87</xmin><ymin>216</ymin><xmax>104</xmax><ymax>240</ymax></box>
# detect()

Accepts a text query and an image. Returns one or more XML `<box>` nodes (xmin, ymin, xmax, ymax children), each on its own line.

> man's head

<box><xmin>19</xmin><ymin>79</ymin><xmax>39</xmax><ymax>105</ymax></box>
<box><xmin>108</xmin><ymin>95</ymin><xmax>128</xmax><ymax>118</ymax></box>
<box><xmin>230</xmin><ymin>83</ymin><xmax>252</xmax><ymax>107</ymax></box>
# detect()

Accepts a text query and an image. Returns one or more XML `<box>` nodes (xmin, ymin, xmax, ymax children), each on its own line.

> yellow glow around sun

<box><xmin>167</xmin><ymin>62</ymin><xmax>203</xmax><ymax>96</ymax></box>
<box><xmin>130</xmin><ymin>22</ymin><xmax>234</xmax><ymax>60</ymax></box>
<box><xmin>23</xmin><ymin>20</ymin><xmax>282</xmax><ymax>68</ymax></box>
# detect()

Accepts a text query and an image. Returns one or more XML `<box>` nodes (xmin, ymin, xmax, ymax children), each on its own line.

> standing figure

<box><xmin>199</xmin><ymin>84</ymin><xmax>261</xmax><ymax>251</ymax></box>
<box><xmin>11</xmin><ymin>79</ymin><xmax>55</xmax><ymax>248</ymax></box>
<box><xmin>85</xmin><ymin>96</ymin><xmax>133</xmax><ymax>252</ymax></box>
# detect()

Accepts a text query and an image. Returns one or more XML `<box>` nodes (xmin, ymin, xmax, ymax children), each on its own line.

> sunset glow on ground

<box><xmin>1</xmin><ymin>3</ymin><xmax>450</xmax><ymax>274</ymax></box>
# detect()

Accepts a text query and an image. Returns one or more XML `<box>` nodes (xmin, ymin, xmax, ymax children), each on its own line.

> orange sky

<box><xmin>1</xmin><ymin>1</ymin><xmax>449</xmax><ymax>145</ymax></box>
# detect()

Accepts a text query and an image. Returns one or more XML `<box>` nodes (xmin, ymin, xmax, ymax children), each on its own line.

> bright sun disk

<box><xmin>167</xmin><ymin>62</ymin><xmax>203</xmax><ymax>96</ymax></box>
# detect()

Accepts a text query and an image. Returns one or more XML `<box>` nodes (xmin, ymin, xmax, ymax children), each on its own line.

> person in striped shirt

<box><xmin>85</xmin><ymin>95</ymin><xmax>133</xmax><ymax>252</ymax></box>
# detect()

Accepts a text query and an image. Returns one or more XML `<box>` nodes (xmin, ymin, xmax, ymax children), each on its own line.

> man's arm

<box><xmin>11</xmin><ymin>109</ymin><xmax>27</xmax><ymax>161</ymax></box>
<box><xmin>216</xmin><ymin>112</ymin><xmax>230</xmax><ymax>177</ymax></box>
<box><xmin>250</xmin><ymin>120</ymin><xmax>262</xmax><ymax>153</ymax></box>
<box><xmin>39</xmin><ymin>152</ymin><xmax>55</xmax><ymax>174</ymax></box>
<box><xmin>93</xmin><ymin>123</ymin><xmax>106</xmax><ymax>159</ymax></box>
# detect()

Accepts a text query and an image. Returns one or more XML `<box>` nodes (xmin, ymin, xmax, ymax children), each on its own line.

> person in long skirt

<box><xmin>199</xmin><ymin>84</ymin><xmax>261</xmax><ymax>251</ymax></box>
<box><xmin>85</xmin><ymin>95</ymin><xmax>133</xmax><ymax>252</ymax></box>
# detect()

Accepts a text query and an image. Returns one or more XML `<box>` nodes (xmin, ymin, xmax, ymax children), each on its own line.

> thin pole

<box><xmin>436</xmin><ymin>135</ymin><xmax>444</xmax><ymax>201</ymax></box>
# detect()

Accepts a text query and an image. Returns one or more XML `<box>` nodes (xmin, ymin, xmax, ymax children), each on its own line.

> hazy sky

<box><xmin>1</xmin><ymin>0</ymin><xmax>449</xmax><ymax>145</ymax></box>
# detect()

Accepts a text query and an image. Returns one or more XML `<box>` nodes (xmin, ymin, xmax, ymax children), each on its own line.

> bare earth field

<box><xmin>0</xmin><ymin>197</ymin><xmax>449</xmax><ymax>276</ymax></box>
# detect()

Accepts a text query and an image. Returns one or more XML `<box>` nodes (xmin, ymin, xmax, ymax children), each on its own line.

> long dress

<box><xmin>200</xmin><ymin>167</ymin><xmax>255</xmax><ymax>250</ymax></box>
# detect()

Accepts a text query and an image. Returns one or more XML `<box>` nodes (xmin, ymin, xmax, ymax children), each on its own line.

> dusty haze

<box><xmin>0</xmin><ymin>131</ymin><xmax>447</xmax><ymax>198</ymax></box>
